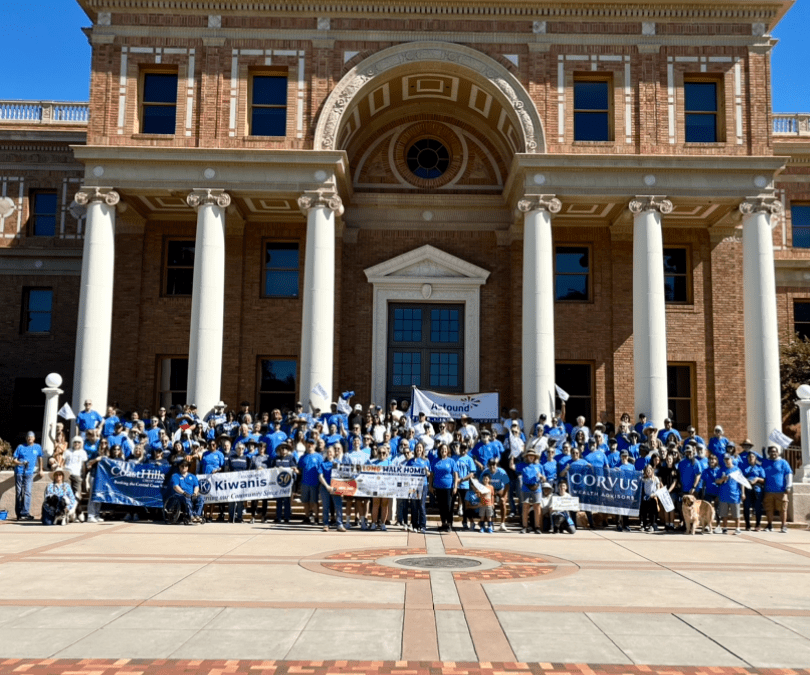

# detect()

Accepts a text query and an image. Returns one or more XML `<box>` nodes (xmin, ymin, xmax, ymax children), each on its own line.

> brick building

<box><xmin>1</xmin><ymin>0</ymin><xmax>808</xmax><ymax>450</ymax></box>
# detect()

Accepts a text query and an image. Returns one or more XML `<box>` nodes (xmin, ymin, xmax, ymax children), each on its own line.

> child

<box><xmin>473</xmin><ymin>473</ymin><xmax>496</xmax><ymax>533</ymax></box>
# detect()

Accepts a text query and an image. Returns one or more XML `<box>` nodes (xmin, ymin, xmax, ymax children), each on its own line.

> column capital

<box><xmin>629</xmin><ymin>195</ymin><xmax>673</xmax><ymax>215</ymax></box>
<box><xmin>74</xmin><ymin>186</ymin><xmax>120</xmax><ymax>207</ymax></box>
<box><xmin>739</xmin><ymin>195</ymin><xmax>783</xmax><ymax>217</ymax></box>
<box><xmin>186</xmin><ymin>188</ymin><xmax>231</xmax><ymax>211</ymax></box>
<box><xmin>517</xmin><ymin>194</ymin><xmax>561</xmax><ymax>214</ymax></box>
<box><xmin>298</xmin><ymin>189</ymin><xmax>344</xmax><ymax>217</ymax></box>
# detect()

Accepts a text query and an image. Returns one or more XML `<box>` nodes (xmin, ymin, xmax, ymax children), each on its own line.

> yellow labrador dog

<box><xmin>682</xmin><ymin>494</ymin><xmax>715</xmax><ymax>534</ymax></box>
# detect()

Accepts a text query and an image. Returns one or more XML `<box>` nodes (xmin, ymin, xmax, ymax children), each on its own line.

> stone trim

<box><xmin>629</xmin><ymin>195</ymin><xmax>674</xmax><ymax>215</ymax></box>
<box><xmin>74</xmin><ymin>186</ymin><xmax>120</xmax><ymax>206</ymax></box>
<box><xmin>185</xmin><ymin>188</ymin><xmax>231</xmax><ymax>210</ymax></box>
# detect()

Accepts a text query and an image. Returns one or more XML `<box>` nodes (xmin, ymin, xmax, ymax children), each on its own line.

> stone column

<box><xmin>71</xmin><ymin>187</ymin><xmax>119</xmax><ymax>429</ymax></box>
<box><xmin>185</xmin><ymin>189</ymin><xmax>230</xmax><ymax>418</ymax></box>
<box><xmin>629</xmin><ymin>195</ymin><xmax>673</xmax><ymax>428</ymax></box>
<box><xmin>740</xmin><ymin>196</ymin><xmax>783</xmax><ymax>450</ymax></box>
<box><xmin>41</xmin><ymin>373</ymin><xmax>63</xmax><ymax>456</ymax></box>
<box><xmin>518</xmin><ymin>194</ymin><xmax>562</xmax><ymax>429</ymax></box>
<box><xmin>297</xmin><ymin>189</ymin><xmax>343</xmax><ymax>413</ymax></box>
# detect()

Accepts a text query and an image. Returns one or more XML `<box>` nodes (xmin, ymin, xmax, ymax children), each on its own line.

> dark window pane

<box><xmin>667</xmin><ymin>366</ymin><xmax>691</xmax><ymax>398</ymax></box>
<box><xmin>668</xmin><ymin>399</ymin><xmax>692</xmax><ymax>431</ymax></box>
<box><xmin>555</xmin><ymin>363</ymin><xmax>591</xmax><ymax>397</ymax></box>
<box><xmin>143</xmin><ymin>74</ymin><xmax>178</xmax><ymax>103</ymax></box>
<box><xmin>793</xmin><ymin>205</ymin><xmax>810</xmax><ymax>226</ymax></box>
<box><xmin>27</xmin><ymin>312</ymin><xmax>51</xmax><ymax>333</ymax></box>
<box><xmin>685</xmin><ymin>113</ymin><xmax>717</xmax><ymax>143</ymax></box>
<box><xmin>166</xmin><ymin>269</ymin><xmax>194</xmax><ymax>296</ymax></box>
<box><xmin>793</xmin><ymin>226</ymin><xmax>810</xmax><ymax>249</ymax></box>
<box><xmin>251</xmin><ymin>107</ymin><xmax>287</xmax><ymax>136</ymax></box>
<box><xmin>33</xmin><ymin>216</ymin><xmax>55</xmax><ymax>237</ymax></box>
<box><xmin>684</xmin><ymin>82</ymin><xmax>717</xmax><ymax>112</ymax></box>
<box><xmin>574</xmin><ymin>81</ymin><xmax>609</xmax><ymax>110</ymax></box>
<box><xmin>28</xmin><ymin>290</ymin><xmax>52</xmax><ymax>311</ymax></box>
<box><xmin>253</xmin><ymin>76</ymin><xmax>287</xmax><ymax>105</ymax></box>
<box><xmin>556</xmin><ymin>247</ymin><xmax>589</xmax><ymax>274</ymax></box>
<box><xmin>265</xmin><ymin>244</ymin><xmax>299</xmax><ymax>269</ymax></box>
<box><xmin>663</xmin><ymin>248</ymin><xmax>687</xmax><ymax>274</ymax></box>
<box><xmin>260</xmin><ymin>360</ymin><xmax>297</xmax><ymax>392</ymax></box>
<box><xmin>259</xmin><ymin>392</ymin><xmax>296</xmax><ymax>414</ymax></box>
<box><xmin>795</xmin><ymin>302</ymin><xmax>810</xmax><ymax>323</ymax></box>
<box><xmin>142</xmin><ymin>106</ymin><xmax>176</xmax><ymax>134</ymax></box>
<box><xmin>574</xmin><ymin>112</ymin><xmax>609</xmax><ymax>141</ymax></box>
<box><xmin>664</xmin><ymin>276</ymin><xmax>688</xmax><ymax>303</ymax></box>
<box><xmin>168</xmin><ymin>359</ymin><xmax>188</xmax><ymax>391</ymax></box>
<box><xmin>167</xmin><ymin>241</ymin><xmax>195</xmax><ymax>267</ymax></box>
<box><xmin>34</xmin><ymin>193</ymin><xmax>57</xmax><ymax>215</ymax></box>
<box><xmin>265</xmin><ymin>270</ymin><xmax>299</xmax><ymax>297</ymax></box>
<box><xmin>556</xmin><ymin>275</ymin><xmax>588</xmax><ymax>302</ymax></box>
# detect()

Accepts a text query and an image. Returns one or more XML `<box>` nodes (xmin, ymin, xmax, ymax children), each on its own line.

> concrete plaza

<box><xmin>2</xmin><ymin>520</ymin><xmax>810</xmax><ymax>669</ymax></box>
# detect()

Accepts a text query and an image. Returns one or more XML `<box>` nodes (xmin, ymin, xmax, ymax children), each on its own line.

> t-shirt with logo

<box><xmin>298</xmin><ymin>452</ymin><xmax>323</xmax><ymax>486</ymax></box>
<box><xmin>763</xmin><ymin>458</ymin><xmax>792</xmax><ymax>493</ymax></box>
<box><xmin>199</xmin><ymin>449</ymin><xmax>225</xmax><ymax>474</ymax></box>
<box><xmin>171</xmin><ymin>472</ymin><xmax>199</xmax><ymax>496</ymax></box>
<box><xmin>481</xmin><ymin>466</ymin><xmax>508</xmax><ymax>491</ymax></box>
<box><xmin>718</xmin><ymin>466</ymin><xmax>742</xmax><ymax>504</ymax></box>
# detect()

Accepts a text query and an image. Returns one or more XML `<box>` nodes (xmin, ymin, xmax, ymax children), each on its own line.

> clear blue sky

<box><xmin>4</xmin><ymin>0</ymin><xmax>809</xmax><ymax>111</ymax></box>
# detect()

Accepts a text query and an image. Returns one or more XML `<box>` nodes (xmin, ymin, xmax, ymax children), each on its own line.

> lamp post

<box><xmin>793</xmin><ymin>385</ymin><xmax>810</xmax><ymax>525</ymax></box>
<box><xmin>41</xmin><ymin>373</ymin><xmax>63</xmax><ymax>457</ymax></box>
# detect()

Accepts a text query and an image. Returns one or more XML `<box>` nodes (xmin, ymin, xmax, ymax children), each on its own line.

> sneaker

<box><xmin>781</xmin><ymin>526</ymin><xmax>788</xmax><ymax>533</ymax></box>
<box><xmin>734</xmin><ymin>528</ymin><xmax>741</xmax><ymax>535</ymax></box>
<box><xmin>78</xmin><ymin>513</ymin><xmax>86</xmax><ymax>523</ymax></box>
<box><xmin>534</xmin><ymin>528</ymin><xmax>542</xmax><ymax>534</ymax></box>
<box><xmin>370</xmin><ymin>523</ymin><xmax>377</xmax><ymax>531</ymax></box>
<box><xmin>86</xmin><ymin>515</ymin><xmax>98</xmax><ymax>523</ymax></box>
<box><xmin>323</xmin><ymin>526</ymin><xmax>329</xmax><ymax>532</ymax></box>
<box><xmin>462</xmin><ymin>522</ymin><xmax>469</xmax><ymax>531</ymax></box>
<box><xmin>381</xmin><ymin>524</ymin><xmax>387</xmax><ymax>532</ymax></box>
<box><xmin>766</xmin><ymin>525</ymin><xmax>773</xmax><ymax>532</ymax></box>
<box><xmin>420</xmin><ymin>528</ymin><xmax>426</xmax><ymax>534</ymax></box>
<box><xmin>337</xmin><ymin>525</ymin><xmax>347</xmax><ymax>532</ymax></box>
<box><xmin>132</xmin><ymin>514</ymin><xmax>139</xmax><ymax>522</ymax></box>
<box><xmin>124</xmin><ymin>513</ymin><xmax>132</xmax><ymax>522</ymax></box>
<box><xmin>521</xmin><ymin>528</ymin><xmax>528</xmax><ymax>534</ymax></box>
<box><xmin>713</xmin><ymin>526</ymin><xmax>722</xmax><ymax>534</ymax></box>
<box><xmin>361</xmin><ymin>517</ymin><xmax>367</xmax><ymax>530</ymax></box>
<box><xmin>487</xmin><ymin>526</ymin><xmax>494</xmax><ymax>533</ymax></box>
<box><xmin>61</xmin><ymin>516</ymin><xmax>68</xmax><ymax>526</ymax></box>
<box><xmin>722</xmin><ymin>528</ymin><xmax>728</xmax><ymax>534</ymax></box>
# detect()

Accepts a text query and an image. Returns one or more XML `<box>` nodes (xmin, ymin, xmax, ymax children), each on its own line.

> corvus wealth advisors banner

<box><xmin>410</xmin><ymin>387</ymin><xmax>499</xmax><ymax>423</ymax></box>
<box><xmin>568</xmin><ymin>464</ymin><xmax>643</xmax><ymax>516</ymax></box>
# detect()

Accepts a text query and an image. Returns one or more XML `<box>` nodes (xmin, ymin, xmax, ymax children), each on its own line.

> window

<box><xmin>554</xmin><ymin>362</ymin><xmax>593</xmax><ymax>427</ymax></box>
<box><xmin>21</xmin><ymin>288</ymin><xmax>53</xmax><ymax>334</ymax></box>
<box><xmin>141</xmin><ymin>72</ymin><xmax>177</xmax><ymax>134</ymax></box>
<box><xmin>684</xmin><ymin>80</ymin><xmax>719</xmax><ymax>143</ymax></box>
<box><xmin>406</xmin><ymin>139</ymin><xmax>450</xmax><ymax>179</ymax></box>
<box><xmin>667</xmin><ymin>364</ymin><xmax>694</xmax><ymax>432</ymax></box>
<box><xmin>791</xmin><ymin>205</ymin><xmax>810</xmax><ymax>249</ymax></box>
<box><xmin>555</xmin><ymin>246</ymin><xmax>590</xmax><ymax>301</ymax></box>
<box><xmin>30</xmin><ymin>191</ymin><xmax>57</xmax><ymax>237</ymax></box>
<box><xmin>164</xmin><ymin>240</ymin><xmax>195</xmax><ymax>296</ymax></box>
<box><xmin>258</xmin><ymin>359</ymin><xmax>297</xmax><ymax>413</ymax></box>
<box><xmin>250</xmin><ymin>74</ymin><xmax>288</xmax><ymax>136</ymax></box>
<box><xmin>264</xmin><ymin>243</ymin><xmax>299</xmax><ymax>297</ymax></box>
<box><xmin>795</xmin><ymin>301</ymin><xmax>810</xmax><ymax>341</ymax></box>
<box><xmin>387</xmin><ymin>303</ymin><xmax>464</xmax><ymax>402</ymax></box>
<box><xmin>663</xmin><ymin>247</ymin><xmax>690</xmax><ymax>303</ymax></box>
<box><xmin>573</xmin><ymin>77</ymin><xmax>611</xmax><ymax>141</ymax></box>
<box><xmin>157</xmin><ymin>357</ymin><xmax>188</xmax><ymax>409</ymax></box>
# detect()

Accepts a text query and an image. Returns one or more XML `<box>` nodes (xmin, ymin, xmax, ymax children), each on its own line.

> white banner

<box><xmin>552</xmin><ymin>495</ymin><xmax>580</xmax><ymax>511</ymax></box>
<box><xmin>410</xmin><ymin>387</ymin><xmax>499</xmax><ymax>422</ymax></box>
<box><xmin>197</xmin><ymin>468</ymin><xmax>293</xmax><ymax>503</ymax></box>
<box><xmin>768</xmin><ymin>428</ymin><xmax>793</xmax><ymax>450</ymax></box>
<box><xmin>58</xmin><ymin>403</ymin><xmax>76</xmax><ymax>420</ymax></box>
<box><xmin>331</xmin><ymin>464</ymin><xmax>427</xmax><ymax>499</ymax></box>
<box><xmin>555</xmin><ymin>384</ymin><xmax>570</xmax><ymax>402</ymax></box>
<box><xmin>654</xmin><ymin>487</ymin><xmax>675</xmax><ymax>513</ymax></box>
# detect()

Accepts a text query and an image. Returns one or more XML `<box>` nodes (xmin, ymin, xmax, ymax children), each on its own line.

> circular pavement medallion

<box><xmin>396</xmin><ymin>556</ymin><xmax>482</xmax><ymax>569</ymax></box>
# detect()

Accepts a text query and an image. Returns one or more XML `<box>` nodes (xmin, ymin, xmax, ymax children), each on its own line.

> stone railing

<box><xmin>774</xmin><ymin>113</ymin><xmax>810</xmax><ymax>137</ymax></box>
<box><xmin>0</xmin><ymin>100</ymin><xmax>88</xmax><ymax>125</ymax></box>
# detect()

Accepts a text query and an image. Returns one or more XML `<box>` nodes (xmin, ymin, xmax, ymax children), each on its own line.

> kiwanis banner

<box><xmin>567</xmin><ymin>465</ymin><xmax>643</xmax><ymax>516</ymax></box>
<box><xmin>92</xmin><ymin>458</ymin><xmax>170</xmax><ymax>509</ymax></box>
<box><xmin>331</xmin><ymin>464</ymin><xmax>427</xmax><ymax>499</ymax></box>
<box><xmin>410</xmin><ymin>387</ymin><xmax>499</xmax><ymax>423</ymax></box>
<box><xmin>198</xmin><ymin>468</ymin><xmax>294</xmax><ymax>503</ymax></box>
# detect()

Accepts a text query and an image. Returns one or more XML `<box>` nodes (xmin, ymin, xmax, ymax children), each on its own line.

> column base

<box><xmin>790</xmin><ymin>481</ymin><xmax>810</xmax><ymax>524</ymax></box>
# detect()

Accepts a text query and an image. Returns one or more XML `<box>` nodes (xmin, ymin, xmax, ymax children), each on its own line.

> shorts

<box><xmin>764</xmin><ymin>491</ymin><xmax>788</xmax><ymax>515</ymax></box>
<box><xmin>301</xmin><ymin>483</ymin><xmax>319</xmax><ymax>504</ymax></box>
<box><xmin>479</xmin><ymin>505</ymin><xmax>494</xmax><ymax>519</ymax></box>
<box><xmin>718</xmin><ymin>501</ymin><xmax>740</xmax><ymax>519</ymax></box>
<box><xmin>522</xmin><ymin>489</ymin><xmax>542</xmax><ymax>505</ymax></box>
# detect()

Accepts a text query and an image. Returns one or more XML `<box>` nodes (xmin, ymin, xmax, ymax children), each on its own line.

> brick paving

<box><xmin>322</xmin><ymin>562</ymin><xmax>430</xmax><ymax>579</ymax></box>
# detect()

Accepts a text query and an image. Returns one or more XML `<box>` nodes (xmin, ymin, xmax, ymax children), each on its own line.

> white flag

<box><xmin>654</xmin><ymin>487</ymin><xmax>675</xmax><ymax>512</ymax></box>
<box><xmin>57</xmin><ymin>403</ymin><xmax>75</xmax><ymax>420</ymax></box>
<box><xmin>336</xmin><ymin>398</ymin><xmax>351</xmax><ymax>415</ymax></box>
<box><xmin>311</xmin><ymin>382</ymin><xmax>329</xmax><ymax>401</ymax></box>
<box><xmin>729</xmin><ymin>469</ymin><xmax>752</xmax><ymax>490</ymax></box>
<box><xmin>768</xmin><ymin>428</ymin><xmax>792</xmax><ymax>450</ymax></box>
<box><xmin>555</xmin><ymin>384</ymin><xmax>570</xmax><ymax>402</ymax></box>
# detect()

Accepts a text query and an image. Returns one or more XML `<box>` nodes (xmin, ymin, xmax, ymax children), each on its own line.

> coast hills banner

<box><xmin>410</xmin><ymin>387</ymin><xmax>499</xmax><ymax>423</ymax></box>
<box><xmin>92</xmin><ymin>458</ymin><xmax>170</xmax><ymax>509</ymax></box>
<box><xmin>567</xmin><ymin>464</ymin><xmax>643</xmax><ymax>516</ymax></box>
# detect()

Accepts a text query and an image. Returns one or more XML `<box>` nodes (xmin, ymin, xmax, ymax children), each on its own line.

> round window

<box><xmin>406</xmin><ymin>138</ymin><xmax>450</xmax><ymax>180</ymax></box>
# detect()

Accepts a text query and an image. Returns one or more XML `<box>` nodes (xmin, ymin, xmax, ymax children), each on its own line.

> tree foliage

<box><xmin>781</xmin><ymin>336</ymin><xmax>810</xmax><ymax>427</ymax></box>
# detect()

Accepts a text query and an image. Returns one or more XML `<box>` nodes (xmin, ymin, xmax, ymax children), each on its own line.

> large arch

<box><xmin>314</xmin><ymin>42</ymin><xmax>546</xmax><ymax>155</ymax></box>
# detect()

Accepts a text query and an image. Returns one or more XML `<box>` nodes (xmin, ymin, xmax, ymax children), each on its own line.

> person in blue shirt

<box><xmin>407</xmin><ymin>443</ymin><xmax>431</xmax><ymax>534</ymax></box>
<box><xmin>701</xmin><ymin>453</ymin><xmax>723</xmax><ymax>532</ymax></box>
<box><xmin>716</xmin><ymin>453</ymin><xmax>743</xmax><ymax>534</ymax></box>
<box><xmin>226</xmin><ymin>443</ymin><xmax>250</xmax><ymax>523</ymax></box>
<box><xmin>677</xmin><ymin>446</ymin><xmax>703</xmax><ymax>499</ymax></box>
<box><xmin>520</xmin><ymin>448</ymin><xmax>546</xmax><ymax>534</ymax></box>
<box><xmin>682</xmin><ymin>425</ymin><xmax>707</xmax><ymax>449</ymax></box>
<box><xmin>454</xmin><ymin>444</ymin><xmax>477</xmax><ymax>530</ymax></box>
<box><xmin>481</xmin><ymin>457</ymin><xmax>510</xmax><ymax>532</ymax></box>
<box><xmin>763</xmin><ymin>445</ymin><xmax>793</xmax><ymax>533</ymax></box>
<box><xmin>657</xmin><ymin>419</ymin><xmax>682</xmax><ymax>446</ymax></box>
<box><xmin>272</xmin><ymin>442</ymin><xmax>297</xmax><ymax>524</ymax></box>
<box><xmin>605</xmin><ymin>438</ymin><xmax>622</xmax><ymax>468</ymax></box>
<box><xmin>76</xmin><ymin>400</ymin><xmax>104</xmax><ymax>436</ymax></box>
<box><xmin>170</xmin><ymin>460</ymin><xmax>204</xmax><ymax>524</ymax></box>
<box><xmin>586</xmin><ymin>441</ymin><xmax>609</xmax><ymax>470</ymax></box>
<box><xmin>101</xmin><ymin>406</ymin><xmax>120</xmax><ymax>438</ymax></box>
<box><xmin>471</xmin><ymin>429</ymin><xmax>498</xmax><ymax>472</ymax></box>
<box><xmin>634</xmin><ymin>414</ymin><xmax>647</xmax><ymax>436</ymax></box>
<box><xmin>708</xmin><ymin>425</ymin><xmax>729</xmax><ymax>460</ymax></box>
<box><xmin>298</xmin><ymin>439</ymin><xmax>323</xmax><ymax>525</ymax></box>
<box><xmin>318</xmin><ymin>446</ymin><xmax>346</xmax><ymax>532</ymax></box>
<box><xmin>370</xmin><ymin>444</ymin><xmax>393</xmax><ymax>530</ymax></box>
<box><xmin>12</xmin><ymin>431</ymin><xmax>43</xmax><ymax>520</ymax></box>
<box><xmin>742</xmin><ymin>450</ymin><xmax>765</xmax><ymax>531</ymax></box>
<box><xmin>430</xmin><ymin>443</ymin><xmax>458</xmax><ymax>532</ymax></box>
<box><xmin>615</xmin><ymin>451</ymin><xmax>637</xmax><ymax>531</ymax></box>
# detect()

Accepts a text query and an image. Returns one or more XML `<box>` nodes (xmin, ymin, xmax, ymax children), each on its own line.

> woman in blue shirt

<box><xmin>430</xmin><ymin>443</ymin><xmax>458</xmax><ymax>532</ymax></box>
<box><xmin>454</xmin><ymin>444</ymin><xmax>477</xmax><ymax>530</ymax></box>
<box><xmin>318</xmin><ymin>446</ymin><xmax>346</xmax><ymax>532</ymax></box>
<box><xmin>742</xmin><ymin>451</ymin><xmax>765</xmax><ymax>531</ymax></box>
<box><xmin>370</xmin><ymin>444</ymin><xmax>393</xmax><ymax>530</ymax></box>
<box><xmin>520</xmin><ymin>448</ymin><xmax>545</xmax><ymax>534</ymax></box>
<box><xmin>407</xmin><ymin>443</ymin><xmax>431</xmax><ymax>534</ymax></box>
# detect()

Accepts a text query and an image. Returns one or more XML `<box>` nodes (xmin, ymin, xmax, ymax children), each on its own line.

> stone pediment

<box><xmin>364</xmin><ymin>244</ymin><xmax>490</xmax><ymax>284</ymax></box>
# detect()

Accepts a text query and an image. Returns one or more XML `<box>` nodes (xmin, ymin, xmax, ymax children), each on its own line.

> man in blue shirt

<box><xmin>12</xmin><ymin>431</ymin><xmax>43</xmax><ymax>520</ymax></box>
<box><xmin>298</xmin><ymin>439</ymin><xmax>323</xmax><ymax>525</ymax></box>
<box><xmin>763</xmin><ymin>445</ymin><xmax>793</xmax><ymax>533</ymax></box>
<box><xmin>170</xmin><ymin>460</ymin><xmax>204</xmax><ymax>524</ymax></box>
<box><xmin>677</xmin><ymin>446</ymin><xmax>703</xmax><ymax>498</ymax></box>
<box><xmin>708</xmin><ymin>425</ymin><xmax>729</xmax><ymax>460</ymax></box>
<box><xmin>101</xmin><ymin>406</ymin><xmax>120</xmax><ymax>438</ymax></box>
<box><xmin>657</xmin><ymin>419</ymin><xmax>682</xmax><ymax>446</ymax></box>
<box><xmin>716</xmin><ymin>454</ymin><xmax>743</xmax><ymax>534</ymax></box>
<box><xmin>76</xmin><ymin>399</ymin><xmax>104</xmax><ymax>436</ymax></box>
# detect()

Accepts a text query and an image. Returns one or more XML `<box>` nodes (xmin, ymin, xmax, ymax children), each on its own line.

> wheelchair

<box><xmin>162</xmin><ymin>492</ymin><xmax>188</xmax><ymax>525</ymax></box>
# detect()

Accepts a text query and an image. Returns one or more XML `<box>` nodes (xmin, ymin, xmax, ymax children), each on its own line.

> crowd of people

<box><xmin>10</xmin><ymin>397</ymin><xmax>796</xmax><ymax>535</ymax></box>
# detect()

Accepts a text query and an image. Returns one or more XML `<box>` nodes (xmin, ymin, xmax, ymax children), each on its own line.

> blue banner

<box><xmin>567</xmin><ymin>465</ymin><xmax>642</xmax><ymax>516</ymax></box>
<box><xmin>92</xmin><ymin>458</ymin><xmax>169</xmax><ymax>508</ymax></box>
